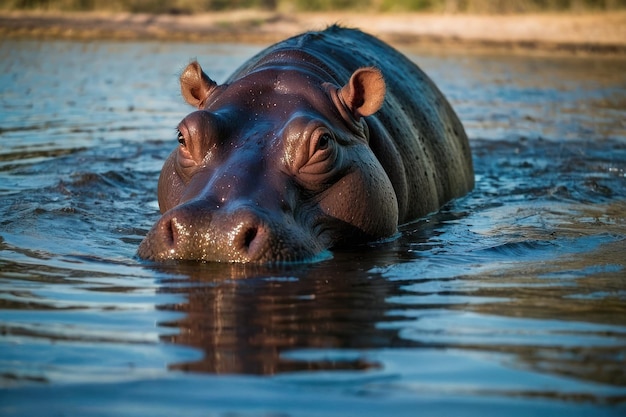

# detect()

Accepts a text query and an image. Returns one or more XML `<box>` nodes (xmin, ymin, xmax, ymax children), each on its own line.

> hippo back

<box><xmin>228</xmin><ymin>25</ymin><xmax>474</xmax><ymax>223</ymax></box>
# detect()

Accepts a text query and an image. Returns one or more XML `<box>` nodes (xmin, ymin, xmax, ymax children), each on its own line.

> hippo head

<box><xmin>138</xmin><ymin>60</ymin><xmax>398</xmax><ymax>263</ymax></box>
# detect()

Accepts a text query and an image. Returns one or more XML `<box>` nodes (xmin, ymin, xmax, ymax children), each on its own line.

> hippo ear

<box><xmin>340</xmin><ymin>67</ymin><xmax>386</xmax><ymax>119</ymax></box>
<box><xmin>180</xmin><ymin>61</ymin><xmax>218</xmax><ymax>109</ymax></box>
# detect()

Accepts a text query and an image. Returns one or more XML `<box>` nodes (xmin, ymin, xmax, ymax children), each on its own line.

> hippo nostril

<box><xmin>243</xmin><ymin>227</ymin><xmax>258</xmax><ymax>249</ymax></box>
<box><xmin>164</xmin><ymin>217</ymin><xmax>176</xmax><ymax>247</ymax></box>
<box><xmin>138</xmin><ymin>213</ymin><xmax>183</xmax><ymax>260</ymax></box>
<box><xmin>235</xmin><ymin>220</ymin><xmax>267</xmax><ymax>258</ymax></box>
<box><xmin>162</xmin><ymin>215</ymin><xmax>191</xmax><ymax>252</ymax></box>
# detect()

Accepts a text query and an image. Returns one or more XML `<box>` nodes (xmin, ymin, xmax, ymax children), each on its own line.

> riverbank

<box><xmin>1</xmin><ymin>10</ymin><xmax>625</xmax><ymax>55</ymax></box>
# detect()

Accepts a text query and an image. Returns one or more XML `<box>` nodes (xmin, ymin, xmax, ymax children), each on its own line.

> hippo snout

<box><xmin>138</xmin><ymin>201</ymin><xmax>322</xmax><ymax>263</ymax></box>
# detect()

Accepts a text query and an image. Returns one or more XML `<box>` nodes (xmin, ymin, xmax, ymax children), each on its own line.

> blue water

<box><xmin>0</xmin><ymin>39</ymin><xmax>625</xmax><ymax>416</ymax></box>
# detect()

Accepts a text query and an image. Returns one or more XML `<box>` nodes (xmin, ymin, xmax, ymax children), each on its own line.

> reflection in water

<box><xmin>156</xmin><ymin>258</ymin><xmax>410</xmax><ymax>374</ymax></box>
<box><xmin>1</xmin><ymin>40</ymin><xmax>626</xmax><ymax>413</ymax></box>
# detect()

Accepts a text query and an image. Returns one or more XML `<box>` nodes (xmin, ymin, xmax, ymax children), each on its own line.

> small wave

<box><xmin>479</xmin><ymin>239</ymin><xmax>555</xmax><ymax>258</ymax></box>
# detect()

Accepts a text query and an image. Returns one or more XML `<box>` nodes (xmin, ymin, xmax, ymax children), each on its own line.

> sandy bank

<box><xmin>1</xmin><ymin>10</ymin><xmax>625</xmax><ymax>55</ymax></box>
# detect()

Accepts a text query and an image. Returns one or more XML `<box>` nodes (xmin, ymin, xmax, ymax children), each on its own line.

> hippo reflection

<box><xmin>158</xmin><ymin>261</ymin><xmax>402</xmax><ymax>374</ymax></box>
<box><xmin>138</xmin><ymin>26</ymin><xmax>473</xmax><ymax>263</ymax></box>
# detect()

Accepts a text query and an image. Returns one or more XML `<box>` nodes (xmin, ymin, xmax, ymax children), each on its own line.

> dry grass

<box><xmin>1</xmin><ymin>0</ymin><xmax>625</xmax><ymax>13</ymax></box>
<box><xmin>1</xmin><ymin>9</ymin><xmax>625</xmax><ymax>56</ymax></box>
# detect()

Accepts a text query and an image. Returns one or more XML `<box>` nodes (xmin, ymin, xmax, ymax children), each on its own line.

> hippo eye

<box><xmin>317</xmin><ymin>133</ymin><xmax>331</xmax><ymax>151</ymax></box>
<box><xmin>312</xmin><ymin>131</ymin><xmax>334</xmax><ymax>155</ymax></box>
<box><xmin>177</xmin><ymin>130</ymin><xmax>186</xmax><ymax>147</ymax></box>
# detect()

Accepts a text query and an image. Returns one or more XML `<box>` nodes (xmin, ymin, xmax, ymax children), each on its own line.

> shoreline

<box><xmin>1</xmin><ymin>10</ymin><xmax>626</xmax><ymax>56</ymax></box>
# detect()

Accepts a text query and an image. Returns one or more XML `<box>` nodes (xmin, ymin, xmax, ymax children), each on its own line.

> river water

<box><xmin>0</xmin><ymin>39</ymin><xmax>625</xmax><ymax>416</ymax></box>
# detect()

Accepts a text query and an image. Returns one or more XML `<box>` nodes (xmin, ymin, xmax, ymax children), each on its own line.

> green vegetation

<box><xmin>1</xmin><ymin>0</ymin><xmax>625</xmax><ymax>13</ymax></box>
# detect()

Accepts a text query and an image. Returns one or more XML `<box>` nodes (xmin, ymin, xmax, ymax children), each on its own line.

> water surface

<box><xmin>0</xmin><ymin>39</ymin><xmax>625</xmax><ymax>416</ymax></box>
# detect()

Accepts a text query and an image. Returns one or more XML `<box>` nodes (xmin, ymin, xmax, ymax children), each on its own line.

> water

<box><xmin>1</xmin><ymin>39</ymin><xmax>625</xmax><ymax>416</ymax></box>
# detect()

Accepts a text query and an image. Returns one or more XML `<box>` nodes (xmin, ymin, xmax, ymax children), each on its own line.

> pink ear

<box><xmin>339</xmin><ymin>67</ymin><xmax>386</xmax><ymax>119</ymax></box>
<box><xmin>180</xmin><ymin>61</ymin><xmax>217</xmax><ymax>109</ymax></box>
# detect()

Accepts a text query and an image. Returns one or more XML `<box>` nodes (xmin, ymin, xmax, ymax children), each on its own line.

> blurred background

<box><xmin>2</xmin><ymin>0</ymin><xmax>625</xmax><ymax>13</ymax></box>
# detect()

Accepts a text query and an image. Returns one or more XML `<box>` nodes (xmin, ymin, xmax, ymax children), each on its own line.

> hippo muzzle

<box><xmin>138</xmin><ymin>199</ymin><xmax>327</xmax><ymax>263</ymax></box>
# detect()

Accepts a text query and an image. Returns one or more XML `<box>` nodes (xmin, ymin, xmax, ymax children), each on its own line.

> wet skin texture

<box><xmin>138</xmin><ymin>26</ymin><xmax>474</xmax><ymax>263</ymax></box>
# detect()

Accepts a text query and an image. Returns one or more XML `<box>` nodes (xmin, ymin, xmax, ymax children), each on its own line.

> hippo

<box><xmin>138</xmin><ymin>26</ymin><xmax>474</xmax><ymax>263</ymax></box>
